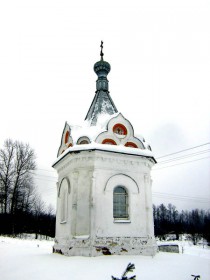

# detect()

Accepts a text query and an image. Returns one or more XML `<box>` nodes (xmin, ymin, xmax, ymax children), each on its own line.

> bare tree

<box><xmin>0</xmin><ymin>140</ymin><xmax>15</xmax><ymax>213</ymax></box>
<box><xmin>0</xmin><ymin>140</ymin><xmax>56</xmax><ymax>237</ymax></box>
<box><xmin>0</xmin><ymin>139</ymin><xmax>36</xmax><ymax>215</ymax></box>
<box><xmin>10</xmin><ymin>141</ymin><xmax>36</xmax><ymax>214</ymax></box>
<box><xmin>32</xmin><ymin>193</ymin><xmax>46</xmax><ymax>239</ymax></box>
<box><xmin>32</xmin><ymin>193</ymin><xmax>46</xmax><ymax>216</ymax></box>
<box><xmin>47</xmin><ymin>204</ymin><xmax>55</xmax><ymax>216</ymax></box>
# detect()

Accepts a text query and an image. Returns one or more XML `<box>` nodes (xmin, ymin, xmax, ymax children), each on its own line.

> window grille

<box><xmin>113</xmin><ymin>186</ymin><xmax>129</xmax><ymax>219</ymax></box>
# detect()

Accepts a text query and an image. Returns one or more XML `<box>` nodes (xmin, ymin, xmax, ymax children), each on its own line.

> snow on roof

<box><xmin>55</xmin><ymin>112</ymin><xmax>155</xmax><ymax>166</ymax></box>
<box><xmin>53</xmin><ymin>141</ymin><xmax>155</xmax><ymax>167</ymax></box>
<box><xmin>69</xmin><ymin>112</ymin><xmax>151</xmax><ymax>146</ymax></box>
<box><xmin>68</xmin><ymin>112</ymin><xmax>119</xmax><ymax>144</ymax></box>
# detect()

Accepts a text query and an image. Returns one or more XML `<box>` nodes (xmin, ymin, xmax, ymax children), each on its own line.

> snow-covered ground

<box><xmin>0</xmin><ymin>236</ymin><xmax>209</xmax><ymax>280</ymax></box>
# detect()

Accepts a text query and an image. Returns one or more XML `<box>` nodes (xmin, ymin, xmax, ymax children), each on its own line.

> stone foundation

<box><xmin>53</xmin><ymin>236</ymin><xmax>157</xmax><ymax>257</ymax></box>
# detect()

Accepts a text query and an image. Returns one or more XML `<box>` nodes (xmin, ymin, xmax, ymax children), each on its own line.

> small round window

<box><xmin>125</xmin><ymin>142</ymin><xmax>138</xmax><ymax>148</ymax></box>
<box><xmin>79</xmin><ymin>140</ymin><xmax>89</xmax><ymax>144</ymax></box>
<box><xmin>102</xmin><ymin>139</ymin><xmax>117</xmax><ymax>145</ymax></box>
<box><xmin>77</xmin><ymin>136</ymin><xmax>90</xmax><ymax>145</ymax></box>
<box><xmin>113</xmin><ymin>123</ymin><xmax>127</xmax><ymax>136</ymax></box>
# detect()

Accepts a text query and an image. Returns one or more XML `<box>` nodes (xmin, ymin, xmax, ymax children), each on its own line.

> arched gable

<box><xmin>104</xmin><ymin>173</ymin><xmax>139</xmax><ymax>194</ymax></box>
<box><xmin>107</xmin><ymin>113</ymin><xmax>134</xmax><ymax>139</ymax></box>
<box><xmin>57</xmin><ymin>122</ymin><xmax>73</xmax><ymax>157</ymax></box>
<box><xmin>95</xmin><ymin>113</ymin><xmax>145</xmax><ymax>149</ymax></box>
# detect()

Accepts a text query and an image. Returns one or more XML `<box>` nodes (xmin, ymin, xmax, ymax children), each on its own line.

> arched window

<box><xmin>113</xmin><ymin>186</ymin><xmax>129</xmax><ymax>219</ymax></box>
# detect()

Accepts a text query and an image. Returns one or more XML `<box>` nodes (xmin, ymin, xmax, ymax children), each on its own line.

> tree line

<box><xmin>153</xmin><ymin>203</ymin><xmax>210</xmax><ymax>244</ymax></box>
<box><xmin>0</xmin><ymin>139</ymin><xmax>55</xmax><ymax>238</ymax></box>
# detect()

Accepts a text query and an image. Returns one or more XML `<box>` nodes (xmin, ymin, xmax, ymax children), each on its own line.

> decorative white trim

<box><xmin>104</xmin><ymin>173</ymin><xmax>139</xmax><ymax>193</ymax></box>
<box><xmin>113</xmin><ymin>219</ymin><xmax>131</xmax><ymax>223</ymax></box>
<box><xmin>55</xmin><ymin>151</ymin><xmax>152</xmax><ymax>173</ymax></box>
<box><xmin>114</xmin><ymin>133</ymin><xmax>126</xmax><ymax>139</ymax></box>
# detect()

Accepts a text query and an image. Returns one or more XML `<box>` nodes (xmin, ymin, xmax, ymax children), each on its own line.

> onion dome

<box><xmin>93</xmin><ymin>41</ymin><xmax>111</xmax><ymax>91</ymax></box>
<box><xmin>85</xmin><ymin>41</ymin><xmax>118</xmax><ymax>125</ymax></box>
<box><xmin>94</xmin><ymin>59</ymin><xmax>110</xmax><ymax>77</ymax></box>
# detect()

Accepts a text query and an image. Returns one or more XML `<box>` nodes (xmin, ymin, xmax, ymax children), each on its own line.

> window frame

<box><xmin>113</xmin><ymin>186</ymin><xmax>129</xmax><ymax>221</ymax></box>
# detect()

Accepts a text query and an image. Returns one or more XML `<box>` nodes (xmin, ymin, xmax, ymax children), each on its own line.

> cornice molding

<box><xmin>55</xmin><ymin>150</ymin><xmax>154</xmax><ymax>173</ymax></box>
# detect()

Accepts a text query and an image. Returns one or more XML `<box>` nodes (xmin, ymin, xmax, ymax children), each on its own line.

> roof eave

<box><xmin>52</xmin><ymin>147</ymin><xmax>157</xmax><ymax>168</ymax></box>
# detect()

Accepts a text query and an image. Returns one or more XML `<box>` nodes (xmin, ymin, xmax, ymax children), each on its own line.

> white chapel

<box><xmin>52</xmin><ymin>42</ymin><xmax>157</xmax><ymax>256</ymax></box>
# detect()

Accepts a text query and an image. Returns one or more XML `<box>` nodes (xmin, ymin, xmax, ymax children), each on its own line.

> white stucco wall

<box><xmin>53</xmin><ymin>149</ymin><xmax>156</xmax><ymax>256</ymax></box>
<box><xmin>93</xmin><ymin>154</ymin><xmax>149</xmax><ymax>238</ymax></box>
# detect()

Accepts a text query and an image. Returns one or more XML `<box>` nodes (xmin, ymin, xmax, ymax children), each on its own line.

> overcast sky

<box><xmin>0</xmin><ymin>0</ymin><xmax>209</xmax><ymax>211</ymax></box>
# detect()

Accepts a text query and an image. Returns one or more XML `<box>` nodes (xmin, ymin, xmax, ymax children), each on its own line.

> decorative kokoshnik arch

<box><xmin>104</xmin><ymin>173</ymin><xmax>139</xmax><ymax>193</ymax></box>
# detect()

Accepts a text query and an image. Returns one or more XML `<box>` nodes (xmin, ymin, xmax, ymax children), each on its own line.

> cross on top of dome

<box><xmin>100</xmin><ymin>40</ymin><xmax>104</xmax><ymax>60</ymax></box>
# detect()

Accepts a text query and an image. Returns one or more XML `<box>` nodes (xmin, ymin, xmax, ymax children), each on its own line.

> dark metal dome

<box><xmin>94</xmin><ymin>60</ymin><xmax>111</xmax><ymax>77</ymax></box>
